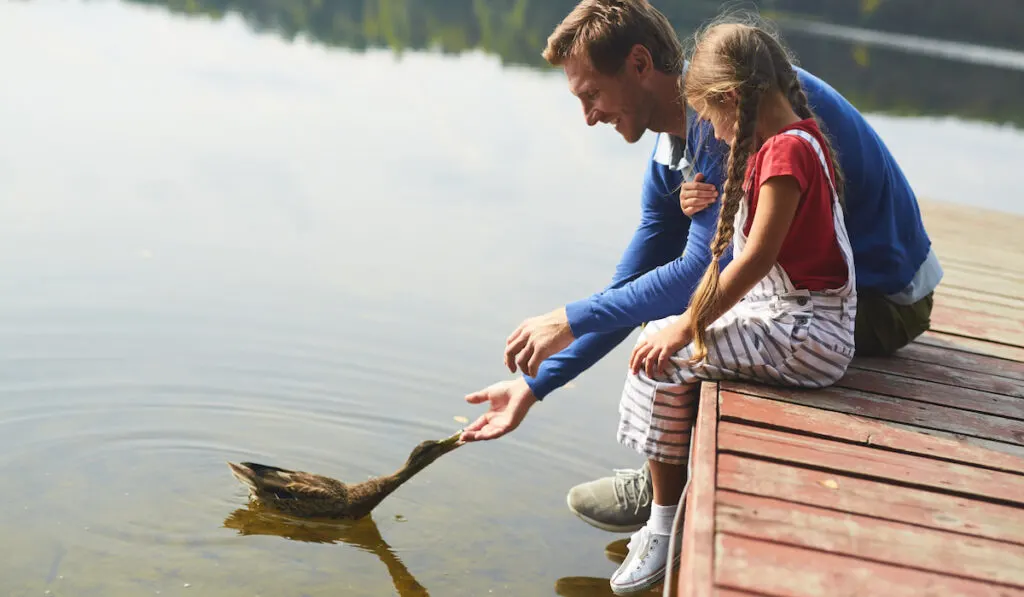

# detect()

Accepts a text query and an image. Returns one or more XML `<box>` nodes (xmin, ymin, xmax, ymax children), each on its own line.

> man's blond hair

<box><xmin>542</xmin><ymin>0</ymin><xmax>683</xmax><ymax>75</ymax></box>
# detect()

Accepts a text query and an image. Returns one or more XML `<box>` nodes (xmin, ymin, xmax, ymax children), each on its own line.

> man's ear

<box><xmin>630</xmin><ymin>43</ymin><xmax>653</xmax><ymax>76</ymax></box>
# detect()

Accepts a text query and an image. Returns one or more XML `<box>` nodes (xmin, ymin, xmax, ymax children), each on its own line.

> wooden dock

<box><xmin>674</xmin><ymin>200</ymin><xmax>1024</xmax><ymax>597</ymax></box>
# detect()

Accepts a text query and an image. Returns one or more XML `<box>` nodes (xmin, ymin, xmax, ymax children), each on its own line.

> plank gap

<box><xmin>812</xmin><ymin>373</ymin><xmax>1024</xmax><ymax>426</ymax></box>
<box><xmin>847</xmin><ymin>361</ymin><xmax>1024</xmax><ymax>400</ymax></box>
<box><xmin>939</xmin><ymin>283</ymin><xmax>1024</xmax><ymax>306</ymax></box>
<box><xmin>718</xmin><ymin>413</ymin><xmax>1024</xmax><ymax>477</ymax></box>
<box><xmin>890</xmin><ymin>352</ymin><xmax>1024</xmax><ymax>383</ymax></box>
<box><xmin>928</xmin><ymin>326</ymin><xmax>1024</xmax><ymax>352</ymax></box>
<box><xmin>718</xmin><ymin>391</ymin><xmax>1024</xmax><ymax>474</ymax></box>
<box><xmin>715</xmin><ymin>532</ymin><xmax>1024</xmax><ymax>597</ymax></box>
<box><xmin>722</xmin><ymin>382</ymin><xmax>1024</xmax><ymax>448</ymax></box>
<box><xmin>715</xmin><ymin>529</ymin><xmax>1024</xmax><ymax>592</ymax></box>
<box><xmin>715</xmin><ymin>588</ymin><xmax>776</xmax><ymax>597</ymax></box>
<box><xmin>716</xmin><ymin>447</ymin><xmax>1024</xmax><ymax>510</ymax></box>
<box><xmin>715</xmin><ymin>484</ymin><xmax>1024</xmax><ymax>549</ymax></box>
<box><xmin>718</xmin><ymin>454</ymin><xmax>1024</xmax><ymax>547</ymax></box>
<box><xmin>889</xmin><ymin>341</ymin><xmax>1024</xmax><ymax>382</ymax></box>
<box><xmin>919</xmin><ymin>331</ymin><xmax>1024</xmax><ymax>363</ymax></box>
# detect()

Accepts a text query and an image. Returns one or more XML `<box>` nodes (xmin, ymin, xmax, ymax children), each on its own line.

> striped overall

<box><xmin>617</xmin><ymin>129</ymin><xmax>858</xmax><ymax>465</ymax></box>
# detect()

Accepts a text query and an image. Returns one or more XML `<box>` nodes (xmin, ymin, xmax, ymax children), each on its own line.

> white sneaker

<box><xmin>609</xmin><ymin>526</ymin><xmax>680</xmax><ymax>595</ymax></box>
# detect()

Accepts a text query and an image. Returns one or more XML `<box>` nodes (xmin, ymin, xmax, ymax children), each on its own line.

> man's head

<box><xmin>543</xmin><ymin>0</ymin><xmax>684</xmax><ymax>143</ymax></box>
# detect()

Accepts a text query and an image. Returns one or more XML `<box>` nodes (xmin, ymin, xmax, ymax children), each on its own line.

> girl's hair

<box><xmin>681</xmin><ymin>18</ymin><xmax>845</xmax><ymax>363</ymax></box>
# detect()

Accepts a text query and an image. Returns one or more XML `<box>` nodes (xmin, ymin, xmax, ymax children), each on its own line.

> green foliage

<box><xmin>113</xmin><ymin>0</ymin><xmax>1024</xmax><ymax>127</ymax></box>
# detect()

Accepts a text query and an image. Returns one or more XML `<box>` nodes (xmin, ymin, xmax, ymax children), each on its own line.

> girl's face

<box><xmin>694</xmin><ymin>95</ymin><xmax>738</xmax><ymax>145</ymax></box>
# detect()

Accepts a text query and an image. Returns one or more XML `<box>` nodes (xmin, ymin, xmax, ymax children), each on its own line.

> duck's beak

<box><xmin>439</xmin><ymin>429</ymin><xmax>465</xmax><ymax>451</ymax></box>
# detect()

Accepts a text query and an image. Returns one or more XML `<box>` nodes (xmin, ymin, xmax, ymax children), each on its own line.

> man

<box><xmin>461</xmin><ymin>0</ymin><xmax>942</xmax><ymax>534</ymax></box>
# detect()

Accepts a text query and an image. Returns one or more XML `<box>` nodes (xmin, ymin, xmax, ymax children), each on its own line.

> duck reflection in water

<box><xmin>223</xmin><ymin>504</ymin><xmax>430</xmax><ymax>596</ymax></box>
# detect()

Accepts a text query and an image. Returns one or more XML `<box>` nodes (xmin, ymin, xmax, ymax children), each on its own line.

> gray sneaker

<box><xmin>566</xmin><ymin>463</ymin><xmax>652</xmax><ymax>532</ymax></box>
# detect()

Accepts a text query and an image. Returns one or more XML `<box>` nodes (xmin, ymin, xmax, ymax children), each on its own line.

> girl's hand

<box><xmin>629</xmin><ymin>319</ymin><xmax>694</xmax><ymax>378</ymax></box>
<box><xmin>679</xmin><ymin>173</ymin><xmax>719</xmax><ymax>216</ymax></box>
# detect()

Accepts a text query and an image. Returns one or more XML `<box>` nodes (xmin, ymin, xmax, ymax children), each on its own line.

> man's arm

<box><xmin>564</xmin><ymin>125</ymin><xmax>730</xmax><ymax>338</ymax></box>
<box><xmin>523</xmin><ymin>153</ymin><xmax>689</xmax><ymax>399</ymax></box>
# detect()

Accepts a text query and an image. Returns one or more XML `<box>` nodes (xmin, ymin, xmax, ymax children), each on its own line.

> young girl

<box><xmin>609</xmin><ymin>22</ymin><xmax>856</xmax><ymax>595</ymax></box>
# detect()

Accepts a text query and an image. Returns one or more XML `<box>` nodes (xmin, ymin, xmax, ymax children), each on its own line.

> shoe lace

<box><xmin>613</xmin><ymin>467</ymin><xmax>652</xmax><ymax>515</ymax></box>
<box><xmin>625</xmin><ymin>527</ymin><xmax>657</xmax><ymax>571</ymax></box>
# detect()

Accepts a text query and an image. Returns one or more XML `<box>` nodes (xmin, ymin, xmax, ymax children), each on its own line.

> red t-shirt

<box><xmin>742</xmin><ymin>119</ymin><xmax>848</xmax><ymax>291</ymax></box>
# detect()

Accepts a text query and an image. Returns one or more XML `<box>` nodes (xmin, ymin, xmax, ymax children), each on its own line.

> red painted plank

<box><xmin>935</xmin><ymin>286</ymin><xmax>1023</xmax><ymax>324</ymax></box>
<box><xmin>722</xmin><ymin>380</ymin><xmax>1024</xmax><ymax>446</ymax></box>
<box><xmin>893</xmin><ymin>341</ymin><xmax>1024</xmax><ymax>382</ymax></box>
<box><xmin>716</xmin><ymin>490</ymin><xmax>1024</xmax><ymax>586</ymax></box>
<box><xmin>919</xmin><ymin>331</ymin><xmax>1024</xmax><ymax>363</ymax></box>
<box><xmin>678</xmin><ymin>382</ymin><xmax>718</xmax><ymax>597</ymax></box>
<box><xmin>716</xmin><ymin>590</ymin><xmax>772</xmax><ymax>597</ymax></box>
<box><xmin>718</xmin><ymin>455</ymin><xmax>1024</xmax><ymax>546</ymax></box>
<box><xmin>719</xmin><ymin>391</ymin><xmax>1024</xmax><ymax>475</ymax></box>
<box><xmin>717</xmin><ymin>422</ymin><xmax>1024</xmax><ymax>505</ymax></box>
<box><xmin>931</xmin><ymin>302</ymin><xmax>1024</xmax><ymax>348</ymax></box>
<box><xmin>882</xmin><ymin>420</ymin><xmax>1024</xmax><ymax>461</ymax></box>
<box><xmin>716</xmin><ymin>533</ymin><xmax>1024</xmax><ymax>597</ymax></box>
<box><xmin>852</xmin><ymin>354</ymin><xmax>1024</xmax><ymax>398</ymax></box>
<box><xmin>837</xmin><ymin>367</ymin><xmax>1024</xmax><ymax>420</ymax></box>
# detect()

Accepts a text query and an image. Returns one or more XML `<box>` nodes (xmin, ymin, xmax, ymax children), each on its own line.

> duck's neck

<box><xmin>349</xmin><ymin>459</ymin><xmax>431</xmax><ymax>516</ymax></box>
<box><xmin>386</xmin><ymin>458</ymin><xmax>430</xmax><ymax>489</ymax></box>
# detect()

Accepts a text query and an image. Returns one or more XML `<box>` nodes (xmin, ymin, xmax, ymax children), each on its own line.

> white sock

<box><xmin>649</xmin><ymin>503</ymin><xmax>678</xmax><ymax>536</ymax></box>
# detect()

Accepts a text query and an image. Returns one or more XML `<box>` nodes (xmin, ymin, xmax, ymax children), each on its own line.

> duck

<box><xmin>227</xmin><ymin>430</ymin><xmax>464</xmax><ymax>519</ymax></box>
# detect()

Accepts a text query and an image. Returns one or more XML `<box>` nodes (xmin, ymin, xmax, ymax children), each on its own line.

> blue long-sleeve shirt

<box><xmin>523</xmin><ymin>67</ymin><xmax>941</xmax><ymax>400</ymax></box>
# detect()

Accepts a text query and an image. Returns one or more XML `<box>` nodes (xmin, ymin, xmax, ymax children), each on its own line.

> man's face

<box><xmin>564</xmin><ymin>52</ymin><xmax>652</xmax><ymax>144</ymax></box>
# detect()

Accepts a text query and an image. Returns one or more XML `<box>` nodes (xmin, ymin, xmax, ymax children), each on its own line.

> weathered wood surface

<box><xmin>919</xmin><ymin>330</ymin><xmax>1024</xmax><ymax>363</ymax></box>
<box><xmin>930</xmin><ymin>303</ymin><xmax>1024</xmax><ymax>348</ymax></box>
<box><xmin>718</xmin><ymin>455</ymin><xmax>1024</xmax><ymax>545</ymax></box>
<box><xmin>716</xmin><ymin>490</ymin><xmax>1024</xmax><ymax>586</ymax></box>
<box><xmin>715</xmin><ymin>534</ymin><xmax>1024</xmax><ymax>597</ymax></box>
<box><xmin>889</xmin><ymin>341</ymin><xmax>1024</xmax><ymax>382</ymax></box>
<box><xmin>715</xmin><ymin>590</ymin><xmax>772</xmax><ymax>597</ymax></box>
<box><xmin>722</xmin><ymin>380</ymin><xmax>1024</xmax><ymax>448</ymax></box>
<box><xmin>850</xmin><ymin>354</ymin><xmax>1024</xmax><ymax>398</ymax></box>
<box><xmin>835</xmin><ymin>367</ymin><xmax>1024</xmax><ymax>418</ymax></box>
<box><xmin>679</xmin><ymin>382</ymin><xmax>718</xmax><ymax>597</ymax></box>
<box><xmin>673</xmin><ymin>202</ymin><xmax>1024</xmax><ymax>596</ymax></box>
<box><xmin>718</xmin><ymin>421</ymin><xmax>1024</xmax><ymax>504</ymax></box>
<box><xmin>719</xmin><ymin>391</ymin><xmax>1024</xmax><ymax>474</ymax></box>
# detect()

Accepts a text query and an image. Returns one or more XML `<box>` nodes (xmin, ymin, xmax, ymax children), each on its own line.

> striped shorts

<box><xmin>617</xmin><ymin>291</ymin><xmax>856</xmax><ymax>464</ymax></box>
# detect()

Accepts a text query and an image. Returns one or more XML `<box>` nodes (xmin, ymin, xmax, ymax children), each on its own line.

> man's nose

<box><xmin>585</xmin><ymin>108</ymin><xmax>603</xmax><ymax>127</ymax></box>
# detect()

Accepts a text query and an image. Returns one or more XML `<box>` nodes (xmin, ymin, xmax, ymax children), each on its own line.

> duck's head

<box><xmin>404</xmin><ymin>430</ymin><xmax>464</xmax><ymax>470</ymax></box>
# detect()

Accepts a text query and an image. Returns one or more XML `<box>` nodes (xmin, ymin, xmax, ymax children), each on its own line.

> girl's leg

<box><xmin>648</xmin><ymin>458</ymin><xmax>686</xmax><ymax>536</ymax></box>
<box><xmin>613</xmin><ymin>375</ymin><xmax>699</xmax><ymax>594</ymax></box>
<box><xmin>651</xmin><ymin>456</ymin><xmax>687</xmax><ymax>505</ymax></box>
<box><xmin>643</xmin><ymin>380</ymin><xmax>698</xmax><ymax>537</ymax></box>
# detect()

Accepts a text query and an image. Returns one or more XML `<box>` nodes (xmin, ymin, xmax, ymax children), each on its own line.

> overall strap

<box><xmin>779</xmin><ymin>128</ymin><xmax>857</xmax><ymax>297</ymax></box>
<box><xmin>782</xmin><ymin>129</ymin><xmax>839</xmax><ymax>205</ymax></box>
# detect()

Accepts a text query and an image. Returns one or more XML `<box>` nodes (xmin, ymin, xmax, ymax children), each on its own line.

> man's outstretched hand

<box><xmin>460</xmin><ymin>378</ymin><xmax>538</xmax><ymax>442</ymax></box>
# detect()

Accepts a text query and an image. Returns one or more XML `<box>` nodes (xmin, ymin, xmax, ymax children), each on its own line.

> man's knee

<box><xmin>855</xmin><ymin>291</ymin><xmax>934</xmax><ymax>357</ymax></box>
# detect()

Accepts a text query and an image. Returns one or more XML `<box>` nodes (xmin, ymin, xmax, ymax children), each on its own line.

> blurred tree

<box><xmin>111</xmin><ymin>0</ymin><xmax>1024</xmax><ymax>127</ymax></box>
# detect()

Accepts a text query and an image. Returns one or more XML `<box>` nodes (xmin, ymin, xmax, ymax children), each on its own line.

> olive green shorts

<box><xmin>854</xmin><ymin>290</ymin><xmax>934</xmax><ymax>357</ymax></box>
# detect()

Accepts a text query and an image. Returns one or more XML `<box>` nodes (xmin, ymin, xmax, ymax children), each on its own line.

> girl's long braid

<box><xmin>687</xmin><ymin>82</ymin><xmax>762</xmax><ymax>363</ymax></box>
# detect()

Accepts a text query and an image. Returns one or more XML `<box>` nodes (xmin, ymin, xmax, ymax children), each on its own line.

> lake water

<box><xmin>1</xmin><ymin>1</ymin><xmax>1022</xmax><ymax>596</ymax></box>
